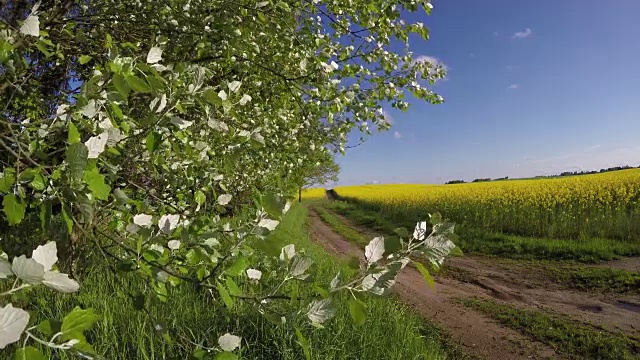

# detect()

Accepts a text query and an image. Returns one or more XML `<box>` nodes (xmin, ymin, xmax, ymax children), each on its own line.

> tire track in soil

<box><xmin>307</xmin><ymin>208</ymin><xmax>560</xmax><ymax>360</ymax></box>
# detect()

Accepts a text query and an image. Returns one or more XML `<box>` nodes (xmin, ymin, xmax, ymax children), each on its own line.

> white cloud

<box><xmin>493</xmin><ymin>31</ymin><xmax>498</xmax><ymax>37</ymax></box>
<box><xmin>505</xmin><ymin>65</ymin><xmax>516</xmax><ymax>71</ymax></box>
<box><xmin>512</xmin><ymin>28</ymin><xmax>532</xmax><ymax>39</ymax></box>
<box><xmin>508</xmin><ymin>84</ymin><xmax>520</xmax><ymax>89</ymax></box>
<box><xmin>468</xmin><ymin>52</ymin><xmax>476</xmax><ymax>58</ymax></box>
<box><xmin>413</xmin><ymin>55</ymin><xmax>448</xmax><ymax>72</ymax></box>
<box><xmin>393</xmin><ymin>131</ymin><xmax>402</xmax><ymax>139</ymax></box>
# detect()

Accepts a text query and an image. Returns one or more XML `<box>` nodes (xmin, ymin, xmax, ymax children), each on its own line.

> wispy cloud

<box><xmin>512</xmin><ymin>28</ymin><xmax>532</xmax><ymax>39</ymax></box>
<box><xmin>468</xmin><ymin>52</ymin><xmax>476</xmax><ymax>58</ymax></box>
<box><xmin>393</xmin><ymin>131</ymin><xmax>402</xmax><ymax>139</ymax></box>
<box><xmin>505</xmin><ymin>65</ymin><xmax>517</xmax><ymax>71</ymax></box>
<box><xmin>508</xmin><ymin>84</ymin><xmax>520</xmax><ymax>89</ymax></box>
<box><xmin>493</xmin><ymin>31</ymin><xmax>498</xmax><ymax>37</ymax></box>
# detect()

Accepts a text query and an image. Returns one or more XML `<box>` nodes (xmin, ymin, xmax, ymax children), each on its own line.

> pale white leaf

<box><xmin>218</xmin><ymin>333</ymin><xmax>241</xmax><ymax>352</ymax></box>
<box><xmin>11</xmin><ymin>255</ymin><xmax>44</xmax><ymax>284</ymax></box>
<box><xmin>239</xmin><ymin>94</ymin><xmax>252</xmax><ymax>106</ymax></box>
<box><xmin>228</xmin><ymin>80</ymin><xmax>242</xmax><ymax>93</ymax></box>
<box><xmin>81</xmin><ymin>99</ymin><xmax>98</xmax><ymax>118</ymax></box>
<box><xmin>364</xmin><ymin>237</ymin><xmax>385</xmax><ymax>264</ymax></box>
<box><xmin>218</xmin><ymin>90</ymin><xmax>228</xmax><ymax>101</ymax></box>
<box><xmin>258</xmin><ymin>218</ymin><xmax>279</xmax><ymax>231</ymax></box>
<box><xmin>126</xmin><ymin>223</ymin><xmax>140</xmax><ymax>234</ymax></box>
<box><xmin>134</xmin><ymin>214</ymin><xmax>153</xmax><ymax>227</ymax></box>
<box><xmin>203</xmin><ymin>238</ymin><xmax>219</xmax><ymax>248</ymax></box>
<box><xmin>0</xmin><ymin>259</ymin><xmax>12</xmax><ymax>279</ymax></box>
<box><xmin>105</xmin><ymin>128</ymin><xmax>124</xmax><ymax>146</ymax></box>
<box><xmin>279</xmin><ymin>244</ymin><xmax>295</xmax><ymax>261</ymax></box>
<box><xmin>32</xmin><ymin>241</ymin><xmax>58</xmax><ymax>271</ymax></box>
<box><xmin>56</xmin><ymin>104</ymin><xmax>70</xmax><ymax>120</ymax></box>
<box><xmin>42</xmin><ymin>271</ymin><xmax>79</xmax><ymax>293</ymax></box>
<box><xmin>413</xmin><ymin>221</ymin><xmax>427</xmax><ymax>240</ymax></box>
<box><xmin>19</xmin><ymin>15</ymin><xmax>39</xmax><ymax>37</ymax></box>
<box><xmin>251</xmin><ymin>132</ymin><xmax>265</xmax><ymax>145</ymax></box>
<box><xmin>257</xmin><ymin>1</ymin><xmax>269</xmax><ymax>7</ymax></box>
<box><xmin>98</xmin><ymin>117</ymin><xmax>113</xmax><ymax>130</ymax></box>
<box><xmin>421</xmin><ymin>234</ymin><xmax>456</xmax><ymax>268</ymax></box>
<box><xmin>149</xmin><ymin>244</ymin><xmax>165</xmax><ymax>253</ymax></box>
<box><xmin>329</xmin><ymin>272</ymin><xmax>340</xmax><ymax>291</ymax></box>
<box><xmin>291</xmin><ymin>257</ymin><xmax>313</xmax><ymax>278</ymax></box>
<box><xmin>246</xmin><ymin>268</ymin><xmax>262</xmax><ymax>280</ymax></box>
<box><xmin>167</xmin><ymin>240</ymin><xmax>181</xmax><ymax>250</ymax></box>
<box><xmin>213</xmin><ymin>174</ymin><xmax>224</xmax><ymax>181</ymax></box>
<box><xmin>307</xmin><ymin>299</ymin><xmax>335</xmax><ymax>324</ymax></box>
<box><xmin>171</xmin><ymin>116</ymin><xmax>193</xmax><ymax>130</ymax></box>
<box><xmin>158</xmin><ymin>214</ymin><xmax>180</xmax><ymax>234</ymax></box>
<box><xmin>146</xmin><ymin>47</ymin><xmax>163</xmax><ymax>64</ymax></box>
<box><xmin>0</xmin><ymin>304</ymin><xmax>30</xmax><ymax>349</ymax></box>
<box><xmin>85</xmin><ymin>132</ymin><xmax>108</xmax><ymax>158</ymax></box>
<box><xmin>217</xmin><ymin>194</ymin><xmax>232</xmax><ymax>205</ymax></box>
<box><xmin>283</xmin><ymin>201</ymin><xmax>291</xmax><ymax>214</ymax></box>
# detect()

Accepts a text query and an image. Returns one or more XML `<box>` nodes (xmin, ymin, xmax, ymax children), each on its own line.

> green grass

<box><xmin>458</xmin><ymin>298</ymin><xmax>640</xmax><ymax>360</ymax></box>
<box><xmin>456</xmin><ymin>297</ymin><xmax>640</xmax><ymax>360</ymax></box>
<box><xmin>326</xmin><ymin>200</ymin><xmax>640</xmax><ymax>262</ymax></box>
<box><xmin>547</xmin><ymin>266</ymin><xmax>640</xmax><ymax>294</ymax></box>
<box><xmin>1</xmin><ymin>204</ymin><xmax>462</xmax><ymax>360</ymax></box>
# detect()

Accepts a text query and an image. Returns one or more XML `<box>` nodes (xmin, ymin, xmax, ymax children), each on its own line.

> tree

<box><xmin>0</xmin><ymin>0</ymin><xmax>456</xmax><ymax>357</ymax></box>
<box><xmin>297</xmin><ymin>153</ymin><xmax>340</xmax><ymax>202</ymax></box>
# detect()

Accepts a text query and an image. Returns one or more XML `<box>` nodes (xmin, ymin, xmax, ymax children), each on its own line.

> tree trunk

<box><xmin>298</xmin><ymin>187</ymin><xmax>302</xmax><ymax>202</ymax></box>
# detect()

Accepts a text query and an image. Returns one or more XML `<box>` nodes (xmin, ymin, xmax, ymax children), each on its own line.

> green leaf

<box><xmin>39</xmin><ymin>201</ymin><xmax>51</xmax><ymax>232</ymax></box>
<box><xmin>0</xmin><ymin>168</ymin><xmax>15</xmax><ymax>192</ymax></box>
<box><xmin>68</xmin><ymin>122</ymin><xmax>81</xmax><ymax>144</ymax></box>
<box><xmin>61</xmin><ymin>307</ymin><xmax>100</xmax><ymax>335</ymax></box>
<box><xmin>13</xmin><ymin>347</ymin><xmax>46</xmax><ymax>360</ymax></box>
<box><xmin>262</xmin><ymin>193</ymin><xmax>284</xmax><ymax>219</ymax></box>
<box><xmin>217</xmin><ymin>281</ymin><xmax>234</xmax><ymax>309</ymax></box>
<box><xmin>145</xmin><ymin>132</ymin><xmax>162</xmax><ymax>152</ymax></box>
<box><xmin>414</xmin><ymin>261</ymin><xmax>435</xmax><ymax>289</ymax></box>
<box><xmin>190</xmin><ymin>349</ymin><xmax>207</xmax><ymax>360</ymax></box>
<box><xmin>112</xmin><ymin>74</ymin><xmax>130</xmax><ymax>99</ymax></box>
<box><xmin>348</xmin><ymin>298</ymin><xmax>366</xmax><ymax>326</ymax></box>
<box><xmin>66</xmin><ymin>143</ymin><xmax>89</xmax><ymax>182</ymax></box>
<box><xmin>346</xmin><ymin>256</ymin><xmax>360</xmax><ymax>270</ymax></box>
<box><xmin>226</xmin><ymin>277</ymin><xmax>242</xmax><ymax>296</ymax></box>
<box><xmin>79</xmin><ymin>55</ymin><xmax>92</xmax><ymax>64</ymax></box>
<box><xmin>83</xmin><ymin>168</ymin><xmax>111</xmax><ymax>200</ymax></box>
<box><xmin>125</xmin><ymin>74</ymin><xmax>151</xmax><ymax>93</ymax></box>
<box><xmin>29</xmin><ymin>172</ymin><xmax>46</xmax><ymax>191</ymax></box>
<box><xmin>383</xmin><ymin>236</ymin><xmax>402</xmax><ymax>254</ymax></box>
<box><xmin>61</xmin><ymin>204</ymin><xmax>74</xmax><ymax>234</ymax></box>
<box><xmin>36</xmin><ymin>319</ymin><xmax>61</xmax><ymax>337</ymax></box>
<box><xmin>295</xmin><ymin>327</ymin><xmax>311</xmax><ymax>360</ymax></box>
<box><xmin>3</xmin><ymin>194</ymin><xmax>25</xmax><ymax>225</ymax></box>
<box><xmin>204</xmin><ymin>88</ymin><xmax>220</xmax><ymax>105</ymax></box>
<box><xmin>225</xmin><ymin>256</ymin><xmax>248</xmax><ymax>277</ymax></box>
<box><xmin>195</xmin><ymin>191</ymin><xmax>206</xmax><ymax>207</ymax></box>
<box><xmin>450</xmin><ymin>246</ymin><xmax>463</xmax><ymax>257</ymax></box>
<box><xmin>214</xmin><ymin>352</ymin><xmax>238</xmax><ymax>360</ymax></box>
<box><xmin>394</xmin><ymin>227</ymin><xmax>409</xmax><ymax>238</ymax></box>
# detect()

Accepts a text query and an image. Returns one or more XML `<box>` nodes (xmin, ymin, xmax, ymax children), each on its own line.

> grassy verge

<box><xmin>547</xmin><ymin>266</ymin><xmax>640</xmax><ymax>294</ymax></box>
<box><xmin>1</xmin><ymin>204</ymin><xmax>462</xmax><ymax>360</ymax></box>
<box><xmin>326</xmin><ymin>200</ymin><xmax>640</xmax><ymax>262</ymax></box>
<box><xmin>456</xmin><ymin>297</ymin><xmax>640</xmax><ymax>360</ymax></box>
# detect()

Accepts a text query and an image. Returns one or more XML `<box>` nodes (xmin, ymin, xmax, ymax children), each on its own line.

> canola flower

<box><xmin>332</xmin><ymin>169</ymin><xmax>640</xmax><ymax>240</ymax></box>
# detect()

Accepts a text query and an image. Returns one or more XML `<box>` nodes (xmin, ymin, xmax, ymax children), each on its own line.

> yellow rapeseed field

<box><xmin>333</xmin><ymin>169</ymin><xmax>640</xmax><ymax>240</ymax></box>
<box><xmin>301</xmin><ymin>187</ymin><xmax>327</xmax><ymax>199</ymax></box>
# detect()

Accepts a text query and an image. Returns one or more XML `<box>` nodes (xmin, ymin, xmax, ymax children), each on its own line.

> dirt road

<box><xmin>308</xmin><ymin>209</ymin><xmax>559</xmax><ymax>359</ymax></box>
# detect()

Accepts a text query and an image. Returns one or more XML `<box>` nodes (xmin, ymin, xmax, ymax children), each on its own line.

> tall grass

<box><xmin>1</xmin><ymin>205</ymin><xmax>456</xmax><ymax>359</ymax></box>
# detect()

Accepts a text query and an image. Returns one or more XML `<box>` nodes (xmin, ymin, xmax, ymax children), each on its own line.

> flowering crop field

<box><xmin>302</xmin><ymin>187</ymin><xmax>328</xmax><ymax>199</ymax></box>
<box><xmin>333</xmin><ymin>169</ymin><xmax>640</xmax><ymax>241</ymax></box>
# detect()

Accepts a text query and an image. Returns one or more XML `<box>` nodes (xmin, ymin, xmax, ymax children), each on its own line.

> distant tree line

<box><xmin>445</xmin><ymin>165</ymin><xmax>639</xmax><ymax>184</ymax></box>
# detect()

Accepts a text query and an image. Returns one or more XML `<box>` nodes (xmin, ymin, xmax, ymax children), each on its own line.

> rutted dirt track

<box><xmin>307</xmin><ymin>208</ymin><xmax>640</xmax><ymax>359</ymax></box>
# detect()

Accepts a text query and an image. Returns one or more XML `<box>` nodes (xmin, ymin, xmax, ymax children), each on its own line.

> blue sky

<box><xmin>336</xmin><ymin>0</ymin><xmax>640</xmax><ymax>185</ymax></box>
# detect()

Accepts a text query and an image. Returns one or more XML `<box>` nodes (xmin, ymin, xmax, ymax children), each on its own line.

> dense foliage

<box><xmin>0</xmin><ymin>0</ymin><xmax>452</xmax><ymax>358</ymax></box>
